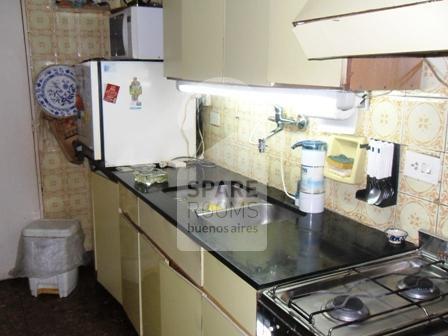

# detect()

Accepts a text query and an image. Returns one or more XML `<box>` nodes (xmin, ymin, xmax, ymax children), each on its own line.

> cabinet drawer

<box><xmin>139</xmin><ymin>200</ymin><xmax>203</xmax><ymax>286</ymax></box>
<box><xmin>202</xmin><ymin>296</ymin><xmax>248</xmax><ymax>336</ymax></box>
<box><xmin>119</xmin><ymin>183</ymin><xmax>138</xmax><ymax>224</ymax></box>
<box><xmin>203</xmin><ymin>252</ymin><xmax>257</xmax><ymax>336</ymax></box>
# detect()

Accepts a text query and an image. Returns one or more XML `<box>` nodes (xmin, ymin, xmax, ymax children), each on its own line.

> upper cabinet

<box><xmin>163</xmin><ymin>0</ymin><xmax>427</xmax><ymax>90</ymax></box>
<box><xmin>267</xmin><ymin>0</ymin><xmax>344</xmax><ymax>88</ymax></box>
<box><xmin>223</xmin><ymin>0</ymin><xmax>270</xmax><ymax>85</ymax></box>
<box><xmin>293</xmin><ymin>0</ymin><xmax>448</xmax><ymax>60</ymax></box>
<box><xmin>164</xmin><ymin>0</ymin><xmax>225</xmax><ymax>82</ymax></box>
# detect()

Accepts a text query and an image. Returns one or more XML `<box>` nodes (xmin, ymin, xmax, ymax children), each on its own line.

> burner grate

<box><xmin>282</xmin><ymin>259</ymin><xmax>448</xmax><ymax>336</ymax></box>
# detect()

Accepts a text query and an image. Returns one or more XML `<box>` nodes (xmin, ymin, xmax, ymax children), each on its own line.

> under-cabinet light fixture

<box><xmin>176</xmin><ymin>80</ymin><xmax>361</xmax><ymax>120</ymax></box>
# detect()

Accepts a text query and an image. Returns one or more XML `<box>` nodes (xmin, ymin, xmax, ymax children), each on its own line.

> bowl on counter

<box><xmin>385</xmin><ymin>228</ymin><xmax>408</xmax><ymax>245</ymax></box>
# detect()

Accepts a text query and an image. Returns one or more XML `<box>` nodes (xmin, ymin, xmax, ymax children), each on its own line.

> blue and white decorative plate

<box><xmin>34</xmin><ymin>65</ymin><xmax>77</xmax><ymax>118</ymax></box>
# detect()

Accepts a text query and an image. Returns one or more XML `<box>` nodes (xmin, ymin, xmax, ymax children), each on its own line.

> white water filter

<box><xmin>292</xmin><ymin>140</ymin><xmax>327</xmax><ymax>213</ymax></box>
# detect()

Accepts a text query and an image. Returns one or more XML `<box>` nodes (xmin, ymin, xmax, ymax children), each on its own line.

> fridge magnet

<box><xmin>103</xmin><ymin>83</ymin><xmax>120</xmax><ymax>104</ymax></box>
<box><xmin>129</xmin><ymin>77</ymin><xmax>142</xmax><ymax>110</ymax></box>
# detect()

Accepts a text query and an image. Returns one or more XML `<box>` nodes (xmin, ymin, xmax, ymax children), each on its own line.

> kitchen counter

<box><xmin>111</xmin><ymin>164</ymin><xmax>415</xmax><ymax>290</ymax></box>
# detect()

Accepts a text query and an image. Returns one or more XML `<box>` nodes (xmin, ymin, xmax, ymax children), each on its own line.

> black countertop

<box><xmin>110</xmin><ymin>164</ymin><xmax>416</xmax><ymax>290</ymax></box>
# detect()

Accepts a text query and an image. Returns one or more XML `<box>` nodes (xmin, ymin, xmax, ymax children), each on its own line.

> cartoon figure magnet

<box><xmin>129</xmin><ymin>77</ymin><xmax>142</xmax><ymax>110</ymax></box>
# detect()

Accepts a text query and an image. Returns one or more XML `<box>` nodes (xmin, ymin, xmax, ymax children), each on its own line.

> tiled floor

<box><xmin>0</xmin><ymin>266</ymin><xmax>137</xmax><ymax>336</ymax></box>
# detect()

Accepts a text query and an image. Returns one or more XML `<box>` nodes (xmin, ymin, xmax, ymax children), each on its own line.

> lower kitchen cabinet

<box><xmin>140</xmin><ymin>236</ymin><xmax>166</xmax><ymax>336</ymax></box>
<box><xmin>202</xmin><ymin>296</ymin><xmax>247</xmax><ymax>336</ymax></box>
<box><xmin>120</xmin><ymin>214</ymin><xmax>141</xmax><ymax>334</ymax></box>
<box><xmin>90</xmin><ymin>172</ymin><xmax>122</xmax><ymax>303</ymax></box>
<box><xmin>204</xmin><ymin>252</ymin><xmax>257</xmax><ymax>335</ymax></box>
<box><xmin>160</xmin><ymin>262</ymin><xmax>202</xmax><ymax>336</ymax></box>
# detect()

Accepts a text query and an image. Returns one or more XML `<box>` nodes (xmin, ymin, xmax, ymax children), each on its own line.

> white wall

<box><xmin>0</xmin><ymin>1</ymin><xmax>41</xmax><ymax>279</ymax></box>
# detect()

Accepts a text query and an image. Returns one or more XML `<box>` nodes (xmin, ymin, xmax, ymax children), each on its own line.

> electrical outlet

<box><xmin>403</xmin><ymin>150</ymin><xmax>441</xmax><ymax>185</ymax></box>
<box><xmin>210</xmin><ymin>110</ymin><xmax>221</xmax><ymax>126</ymax></box>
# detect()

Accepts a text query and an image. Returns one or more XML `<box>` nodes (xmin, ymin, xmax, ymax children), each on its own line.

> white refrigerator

<box><xmin>75</xmin><ymin>60</ymin><xmax>196</xmax><ymax>167</ymax></box>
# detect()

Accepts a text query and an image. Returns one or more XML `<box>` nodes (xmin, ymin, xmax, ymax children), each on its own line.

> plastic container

<box><xmin>12</xmin><ymin>219</ymin><xmax>85</xmax><ymax>298</ymax></box>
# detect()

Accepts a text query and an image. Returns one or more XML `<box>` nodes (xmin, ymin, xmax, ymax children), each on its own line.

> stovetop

<box><xmin>261</xmin><ymin>230</ymin><xmax>448</xmax><ymax>336</ymax></box>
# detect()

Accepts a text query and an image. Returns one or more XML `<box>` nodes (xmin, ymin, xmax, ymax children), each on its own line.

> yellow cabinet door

<box><xmin>202</xmin><ymin>297</ymin><xmax>248</xmax><ymax>336</ymax></box>
<box><xmin>267</xmin><ymin>0</ymin><xmax>345</xmax><ymax>87</ymax></box>
<box><xmin>90</xmin><ymin>172</ymin><xmax>122</xmax><ymax>303</ymax></box>
<box><xmin>164</xmin><ymin>0</ymin><xmax>225</xmax><ymax>82</ymax></box>
<box><xmin>120</xmin><ymin>214</ymin><xmax>141</xmax><ymax>334</ymax></box>
<box><xmin>160</xmin><ymin>262</ymin><xmax>202</xmax><ymax>336</ymax></box>
<box><xmin>140</xmin><ymin>236</ymin><xmax>165</xmax><ymax>336</ymax></box>
<box><xmin>203</xmin><ymin>252</ymin><xmax>257</xmax><ymax>335</ymax></box>
<box><xmin>223</xmin><ymin>0</ymin><xmax>270</xmax><ymax>86</ymax></box>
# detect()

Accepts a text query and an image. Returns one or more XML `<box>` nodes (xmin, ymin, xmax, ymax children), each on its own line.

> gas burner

<box><xmin>325</xmin><ymin>295</ymin><xmax>370</xmax><ymax>323</ymax></box>
<box><xmin>397</xmin><ymin>275</ymin><xmax>440</xmax><ymax>301</ymax></box>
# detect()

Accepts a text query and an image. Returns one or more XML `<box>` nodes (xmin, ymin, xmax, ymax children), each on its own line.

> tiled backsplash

<box><xmin>24</xmin><ymin>0</ymin><xmax>110</xmax><ymax>250</ymax></box>
<box><xmin>202</xmin><ymin>87</ymin><xmax>448</xmax><ymax>243</ymax></box>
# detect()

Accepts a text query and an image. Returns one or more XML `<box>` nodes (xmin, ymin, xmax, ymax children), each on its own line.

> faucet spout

<box><xmin>258</xmin><ymin>105</ymin><xmax>308</xmax><ymax>153</ymax></box>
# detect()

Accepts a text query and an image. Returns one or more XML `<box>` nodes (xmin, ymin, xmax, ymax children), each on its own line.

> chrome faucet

<box><xmin>258</xmin><ymin>105</ymin><xmax>308</xmax><ymax>153</ymax></box>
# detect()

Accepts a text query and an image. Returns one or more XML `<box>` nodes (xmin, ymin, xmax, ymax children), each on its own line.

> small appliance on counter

<box><xmin>292</xmin><ymin>140</ymin><xmax>327</xmax><ymax>214</ymax></box>
<box><xmin>75</xmin><ymin>60</ymin><xmax>196</xmax><ymax>167</ymax></box>
<box><xmin>109</xmin><ymin>6</ymin><xmax>163</xmax><ymax>59</ymax></box>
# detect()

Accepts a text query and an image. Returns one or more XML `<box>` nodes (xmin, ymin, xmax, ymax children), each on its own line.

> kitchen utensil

<box><xmin>34</xmin><ymin>65</ymin><xmax>78</xmax><ymax>118</ymax></box>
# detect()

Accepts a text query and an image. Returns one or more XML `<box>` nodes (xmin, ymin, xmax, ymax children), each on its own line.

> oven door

<box><xmin>257</xmin><ymin>298</ymin><xmax>313</xmax><ymax>336</ymax></box>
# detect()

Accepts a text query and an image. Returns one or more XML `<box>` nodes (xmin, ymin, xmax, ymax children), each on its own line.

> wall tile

<box><xmin>27</xmin><ymin>10</ymin><xmax>53</xmax><ymax>31</ymax></box>
<box><xmin>25</xmin><ymin>3</ymin><xmax>110</xmax><ymax>251</ymax></box>
<box><xmin>440</xmin><ymin>153</ymin><xmax>448</xmax><ymax>206</ymax></box>
<box><xmin>395</xmin><ymin>193</ymin><xmax>437</xmax><ymax>242</ymax></box>
<box><xmin>203</xmin><ymin>91</ymin><xmax>448</xmax><ymax>243</ymax></box>
<box><xmin>363</xmin><ymin>205</ymin><xmax>396</xmax><ymax>230</ymax></box>
<box><xmin>437</xmin><ymin>204</ymin><xmax>448</xmax><ymax>239</ymax></box>
<box><xmin>401</xmin><ymin>98</ymin><xmax>448</xmax><ymax>151</ymax></box>
<box><xmin>332</xmin><ymin>182</ymin><xmax>364</xmax><ymax>222</ymax></box>
<box><xmin>398</xmin><ymin>146</ymin><xmax>442</xmax><ymax>203</ymax></box>
<box><xmin>420</xmin><ymin>57</ymin><xmax>448</xmax><ymax>96</ymax></box>
<box><xmin>364</xmin><ymin>96</ymin><xmax>404</xmax><ymax>143</ymax></box>
<box><xmin>29</xmin><ymin>32</ymin><xmax>54</xmax><ymax>56</ymax></box>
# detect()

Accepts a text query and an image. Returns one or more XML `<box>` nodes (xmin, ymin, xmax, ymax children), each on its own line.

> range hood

<box><xmin>293</xmin><ymin>0</ymin><xmax>448</xmax><ymax>60</ymax></box>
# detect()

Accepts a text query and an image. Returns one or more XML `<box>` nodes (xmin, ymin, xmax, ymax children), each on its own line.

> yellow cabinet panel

<box><xmin>120</xmin><ymin>214</ymin><xmax>141</xmax><ymax>334</ymax></box>
<box><xmin>119</xmin><ymin>183</ymin><xmax>138</xmax><ymax>225</ymax></box>
<box><xmin>139</xmin><ymin>200</ymin><xmax>203</xmax><ymax>286</ymax></box>
<box><xmin>267</xmin><ymin>0</ymin><xmax>345</xmax><ymax>87</ymax></box>
<box><xmin>203</xmin><ymin>252</ymin><xmax>257</xmax><ymax>335</ymax></box>
<box><xmin>223</xmin><ymin>0</ymin><xmax>269</xmax><ymax>86</ymax></box>
<box><xmin>202</xmin><ymin>296</ymin><xmax>247</xmax><ymax>336</ymax></box>
<box><xmin>90</xmin><ymin>172</ymin><xmax>122</xmax><ymax>303</ymax></box>
<box><xmin>160</xmin><ymin>262</ymin><xmax>202</xmax><ymax>336</ymax></box>
<box><xmin>140</xmin><ymin>236</ymin><xmax>165</xmax><ymax>336</ymax></box>
<box><xmin>163</xmin><ymin>0</ymin><xmax>225</xmax><ymax>82</ymax></box>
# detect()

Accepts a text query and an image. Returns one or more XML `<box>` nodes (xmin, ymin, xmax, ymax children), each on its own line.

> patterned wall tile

<box><xmin>421</xmin><ymin>57</ymin><xmax>448</xmax><ymax>96</ymax></box>
<box><xmin>364</xmin><ymin>96</ymin><xmax>404</xmax><ymax>143</ymax></box>
<box><xmin>25</xmin><ymin>0</ymin><xmax>53</xmax><ymax>10</ymax></box>
<box><xmin>25</xmin><ymin>1</ymin><xmax>111</xmax><ymax>251</ymax></box>
<box><xmin>29</xmin><ymin>32</ymin><xmax>54</xmax><ymax>56</ymax></box>
<box><xmin>332</xmin><ymin>182</ymin><xmax>364</xmax><ymax>222</ymax></box>
<box><xmin>27</xmin><ymin>10</ymin><xmax>53</xmax><ymax>31</ymax></box>
<box><xmin>401</xmin><ymin>99</ymin><xmax>448</xmax><ymax>151</ymax></box>
<box><xmin>203</xmin><ymin>92</ymin><xmax>448</xmax><ymax>241</ymax></box>
<box><xmin>395</xmin><ymin>193</ymin><xmax>437</xmax><ymax>242</ymax></box>
<box><xmin>437</xmin><ymin>204</ymin><xmax>448</xmax><ymax>239</ymax></box>
<box><xmin>440</xmin><ymin>153</ymin><xmax>448</xmax><ymax>206</ymax></box>
<box><xmin>363</xmin><ymin>205</ymin><xmax>396</xmax><ymax>230</ymax></box>
<box><xmin>398</xmin><ymin>146</ymin><xmax>442</xmax><ymax>203</ymax></box>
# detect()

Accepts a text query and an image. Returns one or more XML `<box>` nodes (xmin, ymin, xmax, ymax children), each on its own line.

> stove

<box><xmin>257</xmin><ymin>230</ymin><xmax>448</xmax><ymax>336</ymax></box>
